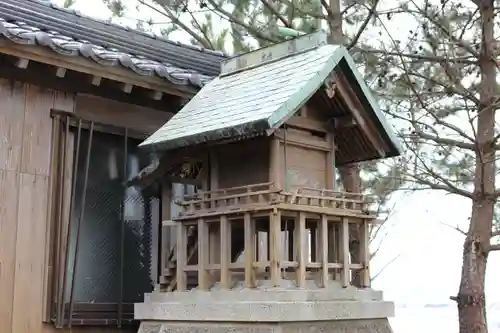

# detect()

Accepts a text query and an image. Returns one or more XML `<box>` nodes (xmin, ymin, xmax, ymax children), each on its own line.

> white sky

<box><xmin>52</xmin><ymin>0</ymin><xmax>500</xmax><ymax>308</ymax></box>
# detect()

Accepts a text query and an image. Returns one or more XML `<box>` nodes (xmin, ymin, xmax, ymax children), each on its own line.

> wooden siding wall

<box><xmin>0</xmin><ymin>78</ymin><xmax>170</xmax><ymax>333</ymax></box>
<box><xmin>215</xmin><ymin>138</ymin><xmax>270</xmax><ymax>189</ymax></box>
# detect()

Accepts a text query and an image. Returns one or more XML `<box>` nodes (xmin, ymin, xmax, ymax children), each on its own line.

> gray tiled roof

<box><xmin>139</xmin><ymin>33</ymin><xmax>402</xmax><ymax>161</ymax></box>
<box><xmin>0</xmin><ymin>0</ymin><xmax>227</xmax><ymax>87</ymax></box>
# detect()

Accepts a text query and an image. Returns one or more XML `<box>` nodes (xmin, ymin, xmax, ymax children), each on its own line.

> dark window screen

<box><xmin>64</xmin><ymin>128</ymin><xmax>158</xmax><ymax>304</ymax></box>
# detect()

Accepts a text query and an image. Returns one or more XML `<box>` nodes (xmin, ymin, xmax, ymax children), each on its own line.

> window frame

<box><xmin>44</xmin><ymin>110</ymin><xmax>161</xmax><ymax>328</ymax></box>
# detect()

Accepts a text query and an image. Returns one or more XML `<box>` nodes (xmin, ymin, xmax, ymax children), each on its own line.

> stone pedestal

<box><xmin>135</xmin><ymin>281</ymin><xmax>394</xmax><ymax>333</ymax></box>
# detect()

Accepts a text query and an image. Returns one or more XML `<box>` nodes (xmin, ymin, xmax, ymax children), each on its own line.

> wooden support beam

<box><xmin>320</xmin><ymin>214</ymin><xmax>329</xmax><ymax>287</ymax></box>
<box><xmin>15</xmin><ymin>57</ymin><xmax>29</xmax><ymax>69</ymax></box>
<box><xmin>160</xmin><ymin>181</ymin><xmax>172</xmax><ymax>284</ymax></box>
<box><xmin>91</xmin><ymin>75</ymin><xmax>102</xmax><ymax>86</ymax></box>
<box><xmin>340</xmin><ymin>217</ymin><xmax>350</xmax><ymax>287</ymax></box>
<box><xmin>220</xmin><ymin>215</ymin><xmax>231</xmax><ymax>289</ymax></box>
<box><xmin>269</xmin><ymin>137</ymin><xmax>281</xmax><ymax>190</ymax></box>
<box><xmin>335</xmin><ymin>73</ymin><xmax>388</xmax><ymax>157</ymax></box>
<box><xmin>176</xmin><ymin>223</ymin><xmax>187</xmax><ymax>291</ymax></box>
<box><xmin>244</xmin><ymin>213</ymin><xmax>256</xmax><ymax>288</ymax></box>
<box><xmin>333</xmin><ymin>115</ymin><xmax>357</xmax><ymax>129</ymax></box>
<box><xmin>269</xmin><ymin>209</ymin><xmax>281</xmax><ymax>287</ymax></box>
<box><xmin>122</xmin><ymin>83</ymin><xmax>133</xmax><ymax>94</ymax></box>
<box><xmin>197</xmin><ymin>219</ymin><xmax>209</xmax><ymax>290</ymax></box>
<box><xmin>294</xmin><ymin>211</ymin><xmax>306</xmax><ymax>288</ymax></box>
<box><xmin>150</xmin><ymin>90</ymin><xmax>163</xmax><ymax>101</ymax></box>
<box><xmin>56</xmin><ymin>67</ymin><xmax>67</xmax><ymax>78</ymax></box>
<box><xmin>359</xmin><ymin>220</ymin><xmax>371</xmax><ymax>288</ymax></box>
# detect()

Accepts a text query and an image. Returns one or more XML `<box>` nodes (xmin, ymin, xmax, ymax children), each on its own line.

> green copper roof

<box><xmin>139</xmin><ymin>32</ymin><xmax>402</xmax><ymax>158</ymax></box>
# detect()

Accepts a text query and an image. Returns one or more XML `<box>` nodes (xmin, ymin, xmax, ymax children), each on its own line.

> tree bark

<box><xmin>455</xmin><ymin>2</ymin><xmax>495</xmax><ymax>332</ymax></box>
<box><xmin>338</xmin><ymin>164</ymin><xmax>363</xmax><ymax>286</ymax></box>
<box><xmin>327</xmin><ymin>0</ymin><xmax>364</xmax><ymax>287</ymax></box>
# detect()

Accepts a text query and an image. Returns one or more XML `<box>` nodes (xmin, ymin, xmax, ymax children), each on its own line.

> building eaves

<box><xmin>0</xmin><ymin>18</ymin><xmax>215</xmax><ymax>88</ymax></box>
<box><xmin>0</xmin><ymin>0</ymin><xmax>227</xmax><ymax>83</ymax></box>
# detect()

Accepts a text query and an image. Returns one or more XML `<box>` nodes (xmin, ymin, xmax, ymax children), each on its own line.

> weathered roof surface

<box><xmin>0</xmin><ymin>0</ymin><xmax>227</xmax><ymax>87</ymax></box>
<box><xmin>139</xmin><ymin>31</ymin><xmax>402</xmax><ymax>162</ymax></box>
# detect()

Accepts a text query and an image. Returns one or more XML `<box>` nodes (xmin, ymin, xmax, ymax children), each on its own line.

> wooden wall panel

<box><xmin>0</xmin><ymin>170</ymin><xmax>19</xmax><ymax>333</ymax></box>
<box><xmin>75</xmin><ymin>94</ymin><xmax>173</xmax><ymax>135</ymax></box>
<box><xmin>0</xmin><ymin>77</ymin><xmax>136</xmax><ymax>333</ymax></box>
<box><xmin>21</xmin><ymin>85</ymin><xmax>55</xmax><ymax>176</ymax></box>
<box><xmin>11</xmin><ymin>174</ymin><xmax>49</xmax><ymax>333</ymax></box>
<box><xmin>0</xmin><ymin>80</ymin><xmax>26</xmax><ymax>172</ymax></box>
<box><xmin>216</xmin><ymin>138</ymin><xmax>270</xmax><ymax>189</ymax></box>
<box><xmin>280</xmin><ymin>144</ymin><xmax>327</xmax><ymax>190</ymax></box>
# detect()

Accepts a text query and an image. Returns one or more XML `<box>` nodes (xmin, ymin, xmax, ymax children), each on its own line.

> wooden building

<box><xmin>136</xmin><ymin>31</ymin><xmax>402</xmax><ymax>303</ymax></box>
<box><xmin>0</xmin><ymin>1</ymin><xmax>225</xmax><ymax>332</ymax></box>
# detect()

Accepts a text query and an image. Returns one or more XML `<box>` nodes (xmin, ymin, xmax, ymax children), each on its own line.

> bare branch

<box><xmin>358</xmin><ymin>48</ymin><xmax>477</xmax><ymax>65</ymax></box>
<box><xmin>260</xmin><ymin>0</ymin><xmax>291</xmax><ymax>28</ymax></box>
<box><xmin>347</xmin><ymin>0</ymin><xmax>380</xmax><ymax>50</ymax></box>
<box><xmin>139</xmin><ymin>0</ymin><xmax>213</xmax><ymax>49</ymax></box>
<box><xmin>371</xmin><ymin>254</ymin><xmax>401</xmax><ymax>281</ymax></box>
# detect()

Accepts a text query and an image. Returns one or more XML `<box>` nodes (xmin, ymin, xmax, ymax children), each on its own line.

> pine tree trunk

<box><xmin>338</xmin><ymin>165</ymin><xmax>363</xmax><ymax>287</ymax></box>
<box><xmin>326</xmin><ymin>0</ymin><xmax>365</xmax><ymax>288</ymax></box>
<box><xmin>456</xmin><ymin>2</ymin><xmax>495</xmax><ymax>332</ymax></box>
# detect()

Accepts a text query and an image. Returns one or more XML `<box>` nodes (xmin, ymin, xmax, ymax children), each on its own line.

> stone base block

<box><xmin>138</xmin><ymin>319</ymin><xmax>393</xmax><ymax>333</ymax></box>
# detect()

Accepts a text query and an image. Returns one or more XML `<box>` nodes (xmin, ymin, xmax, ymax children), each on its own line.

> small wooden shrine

<box><xmin>135</xmin><ymin>30</ymin><xmax>401</xmax><ymax>333</ymax></box>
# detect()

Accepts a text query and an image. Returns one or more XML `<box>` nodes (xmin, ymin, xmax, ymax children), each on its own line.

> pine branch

<box><xmin>486</xmin><ymin>244</ymin><xmax>500</xmax><ymax>252</ymax></box>
<box><xmin>139</xmin><ymin>0</ymin><xmax>213</xmax><ymax>49</ymax></box>
<box><xmin>491</xmin><ymin>230</ymin><xmax>500</xmax><ymax>238</ymax></box>
<box><xmin>347</xmin><ymin>0</ymin><xmax>380</xmax><ymax>50</ymax></box>
<box><xmin>407</xmin><ymin>132</ymin><xmax>476</xmax><ymax>150</ymax></box>
<box><xmin>204</xmin><ymin>0</ymin><xmax>279</xmax><ymax>43</ymax></box>
<box><xmin>260</xmin><ymin>0</ymin><xmax>291</xmax><ymax>28</ymax></box>
<box><xmin>359</xmin><ymin>48</ymin><xmax>477</xmax><ymax>65</ymax></box>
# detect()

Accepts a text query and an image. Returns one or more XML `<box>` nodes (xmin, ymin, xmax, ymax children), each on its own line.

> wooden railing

<box><xmin>174</xmin><ymin>183</ymin><xmax>373</xmax><ymax>217</ymax></box>
<box><xmin>282</xmin><ymin>187</ymin><xmax>372</xmax><ymax>213</ymax></box>
<box><xmin>177</xmin><ymin>182</ymin><xmax>280</xmax><ymax>216</ymax></box>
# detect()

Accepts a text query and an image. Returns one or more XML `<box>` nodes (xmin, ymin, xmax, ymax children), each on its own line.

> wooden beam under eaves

<box><xmin>335</xmin><ymin>73</ymin><xmax>388</xmax><ymax>157</ymax></box>
<box><xmin>122</xmin><ymin>83</ymin><xmax>133</xmax><ymax>94</ymax></box>
<box><xmin>56</xmin><ymin>67</ymin><xmax>67</xmax><ymax>78</ymax></box>
<box><xmin>15</xmin><ymin>58</ymin><xmax>29</xmax><ymax>69</ymax></box>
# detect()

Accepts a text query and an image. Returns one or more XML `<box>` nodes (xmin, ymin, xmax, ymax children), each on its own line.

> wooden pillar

<box><xmin>160</xmin><ymin>181</ymin><xmax>172</xmax><ymax>285</ymax></box>
<box><xmin>359</xmin><ymin>220</ymin><xmax>371</xmax><ymax>288</ymax></box>
<box><xmin>294</xmin><ymin>212</ymin><xmax>306</xmax><ymax>288</ymax></box>
<box><xmin>176</xmin><ymin>223</ymin><xmax>187</xmax><ymax>291</ymax></box>
<box><xmin>311</xmin><ymin>225</ymin><xmax>317</xmax><ymax>262</ymax></box>
<box><xmin>320</xmin><ymin>214</ymin><xmax>329</xmax><ymax>287</ymax></box>
<box><xmin>340</xmin><ymin>217</ymin><xmax>350</xmax><ymax>287</ymax></box>
<box><xmin>269</xmin><ymin>137</ymin><xmax>281</xmax><ymax>189</ymax></box>
<box><xmin>269</xmin><ymin>209</ymin><xmax>281</xmax><ymax>287</ymax></box>
<box><xmin>197</xmin><ymin>219</ymin><xmax>209</xmax><ymax>290</ymax></box>
<box><xmin>220</xmin><ymin>215</ymin><xmax>231</xmax><ymax>289</ymax></box>
<box><xmin>325</xmin><ymin>132</ymin><xmax>336</xmax><ymax>190</ymax></box>
<box><xmin>244</xmin><ymin>213</ymin><xmax>256</xmax><ymax>288</ymax></box>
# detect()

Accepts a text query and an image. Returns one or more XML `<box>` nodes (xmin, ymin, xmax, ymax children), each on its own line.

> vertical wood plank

<box><xmin>21</xmin><ymin>85</ymin><xmax>54</xmax><ymax>176</ymax></box>
<box><xmin>220</xmin><ymin>215</ymin><xmax>230</xmax><ymax>289</ymax></box>
<box><xmin>176</xmin><ymin>223</ymin><xmax>187</xmax><ymax>291</ymax></box>
<box><xmin>269</xmin><ymin>209</ymin><xmax>281</xmax><ymax>287</ymax></box>
<box><xmin>294</xmin><ymin>212</ymin><xmax>306</xmax><ymax>288</ymax></box>
<box><xmin>359</xmin><ymin>220</ymin><xmax>371</xmax><ymax>288</ymax></box>
<box><xmin>0</xmin><ymin>79</ymin><xmax>25</xmax><ymax>172</ymax></box>
<box><xmin>320</xmin><ymin>214</ymin><xmax>329</xmax><ymax>287</ymax></box>
<box><xmin>197</xmin><ymin>219</ymin><xmax>209</xmax><ymax>290</ymax></box>
<box><xmin>0</xmin><ymin>170</ymin><xmax>19</xmax><ymax>333</ymax></box>
<box><xmin>340</xmin><ymin>217</ymin><xmax>350</xmax><ymax>287</ymax></box>
<box><xmin>11</xmin><ymin>173</ymin><xmax>49</xmax><ymax>333</ymax></box>
<box><xmin>244</xmin><ymin>213</ymin><xmax>255</xmax><ymax>288</ymax></box>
